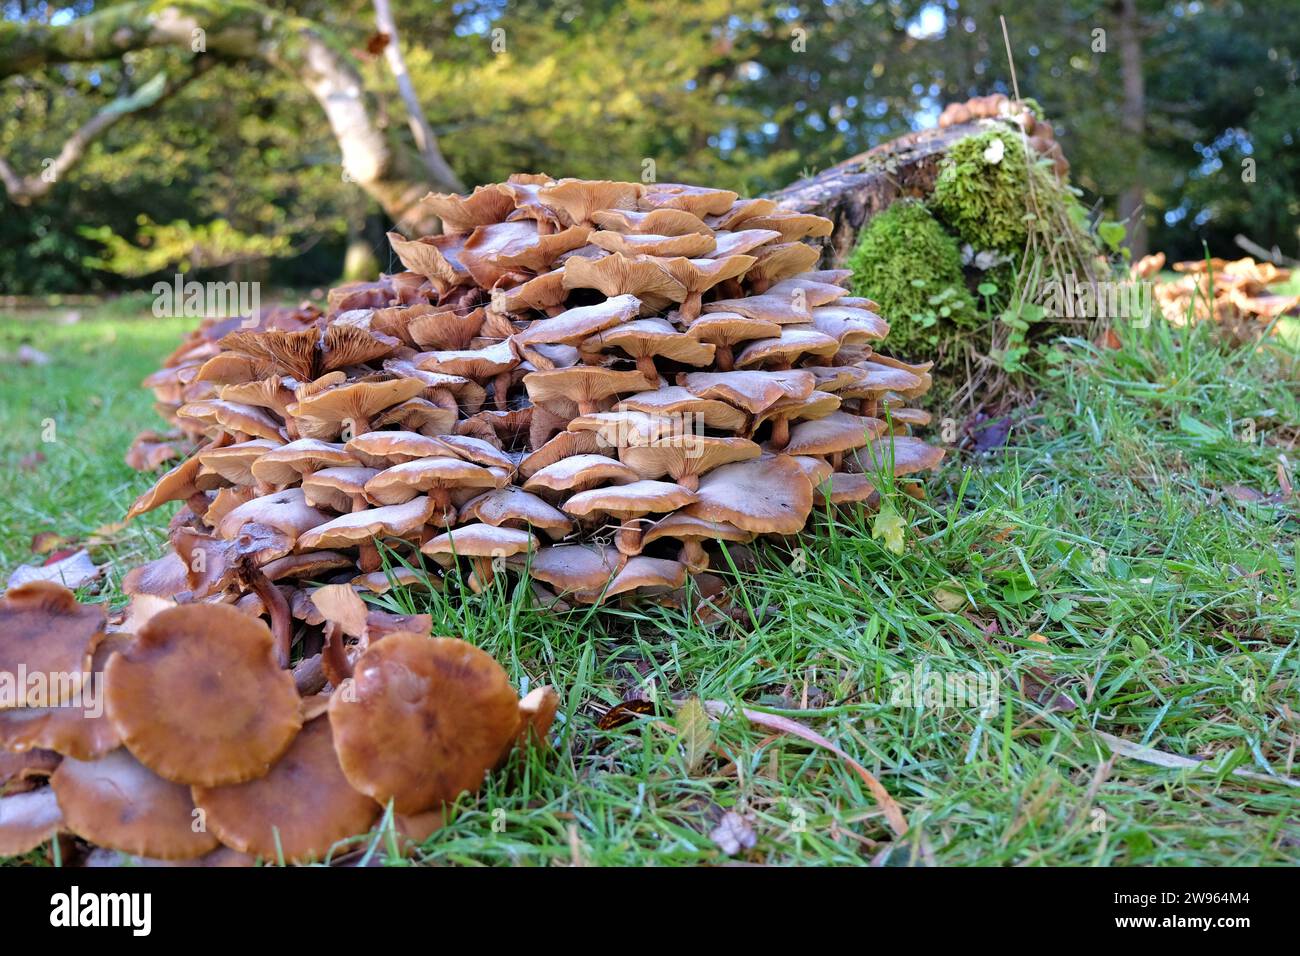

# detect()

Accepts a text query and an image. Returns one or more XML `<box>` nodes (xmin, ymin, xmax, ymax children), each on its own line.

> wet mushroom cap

<box><xmin>297</xmin><ymin>496</ymin><xmax>436</xmax><ymax>550</ymax></box>
<box><xmin>51</xmin><ymin>748</ymin><xmax>220</xmax><ymax>860</ymax></box>
<box><xmin>105</xmin><ymin>604</ymin><xmax>302</xmax><ymax>786</ymax></box>
<box><xmin>0</xmin><ymin>787</ymin><xmax>64</xmax><ymax>856</ymax></box>
<box><xmin>0</xmin><ymin>582</ymin><xmax>104</xmax><ymax>710</ymax></box>
<box><xmin>192</xmin><ymin>716</ymin><xmax>379</xmax><ymax>864</ymax></box>
<box><xmin>328</xmin><ymin>634</ymin><xmax>521</xmax><ymax>814</ymax></box>
<box><xmin>688</xmin><ymin>454</ymin><xmax>813</xmax><ymax>535</ymax></box>
<box><xmin>523</xmin><ymin>454</ymin><xmax>640</xmax><ymax>494</ymax></box>
<box><xmin>249</xmin><ymin>438</ymin><xmax>353</xmax><ymax>486</ymax></box>
<box><xmin>421</xmin><ymin>523</ymin><xmax>539</xmax><ymax>560</ymax></box>
<box><xmin>561</xmin><ymin>479</ymin><xmax>698</xmax><ymax>519</ymax></box>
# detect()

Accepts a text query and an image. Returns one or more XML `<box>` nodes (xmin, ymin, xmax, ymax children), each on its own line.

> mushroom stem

<box><xmin>635</xmin><ymin>355</ymin><xmax>659</xmax><ymax>386</ymax></box>
<box><xmin>768</xmin><ymin>416</ymin><xmax>791</xmax><ymax>450</ymax></box>
<box><xmin>430</xmin><ymin>487</ymin><xmax>455</xmax><ymax>527</ymax></box>
<box><xmin>248</xmin><ymin>570</ymin><xmax>293</xmax><ymax>668</ymax></box>
<box><xmin>492</xmin><ymin>371</ymin><xmax>513</xmax><ymax>411</ymax></box>
<box><xmin>322</xmin><ymin>622</ymin><xmax>353</xmax><ymax>683</ymax></box>
<box><xmin>830</xmin><ymin>451</ymin><xmax>843</xmax><ymax>471</ymax></box>
<box><xmin>681</xmin><ymin>292</ymin><xmax>703</xmax><ymax>322</ymax></box>
<box><xmin>578</xmin><ymin>349</ymin><xmax>604</xmax><ymax>366</ymax></box>
<box><xmin>186</xmin><ymin>492</ymin><xmax>211</xmax><ymax>517</ymax></box>
<box><xmin>359</xmin><ymin>540</ymin><xmax>382</xmax><ymax>573</ymax></box>
<box><xmin>679</xmin><ymin>539</ymin><xmax>710</xmax><ymax>572</ymax></box>
<box><xmin>577</xmin><ymin>399</ymin><xmax>598</xmax><ymax>416</ymax></box>
<box><xmin>468</xmin><ymin>556</ymin><xmax>495</xmax><ymax>593</ymax></box>
<box><xmin>293</xmin><ymin>653</ymin><xmax>327</xmax><ymax>696</ymax></box>
<box><xmin>678</xmin><ymin>472</ymin><xmax>700</xmax><ymax>492</ymax></box>
<box><xmin>614</xmin><ymin>520</ymin><xmax>644</xmax><ymax>557</ymax></box>
<box><xmin>715</xmin><ymin>344</ymin><xmax>735</xmax><ymax>371</ymax></box>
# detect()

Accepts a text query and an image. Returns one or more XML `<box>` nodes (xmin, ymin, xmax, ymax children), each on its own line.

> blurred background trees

<box><xmin>1</xmin><ymin>0</ymin><xmax>1296</xmax><ymax>294</ymax></box>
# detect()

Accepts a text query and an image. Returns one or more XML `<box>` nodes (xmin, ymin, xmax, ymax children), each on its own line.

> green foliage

<box><xmin>845</xmin><ymin>200</ymin><xmax>978</xmax><ymax>357</ymax></box>
<box><xmin>929</xmin><ymin>130</ymin><xmax>1037</xmax><ymax>254</ymax></box>
<box><xmin>81</xmin><ymin>217</ymin><xmax>291</xmax><ymax>278</ymax></box>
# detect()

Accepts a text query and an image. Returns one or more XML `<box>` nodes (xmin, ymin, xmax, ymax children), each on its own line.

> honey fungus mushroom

<box><xmin>328</xmin><ymin>634</ymin><xmax>521</xmax><ymax>814</ymax></box>
<box><xmin>561</xmin><ymin>479</ymin><xmax>699</xmax><ymax>556</ymax></box>
<box><xmin>422</xmin><ymin>523</ymin><xmax>539</xmax><ymax>592</ymax></box>
<box><xmin>104</xmin><ymin>604</ymin><xmax>302</xmax><ymax>787</ymax></box>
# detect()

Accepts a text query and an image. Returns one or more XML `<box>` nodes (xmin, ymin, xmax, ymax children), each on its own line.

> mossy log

<box><xmin>767</xmin><ymin>119</ymin><xmax>1006</xmax><ymax>267</ymax></box>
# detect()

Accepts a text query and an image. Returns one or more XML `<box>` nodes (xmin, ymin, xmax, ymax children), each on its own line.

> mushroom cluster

<box><xmin>120</xmin><ymin>175</ymin><xmax>943</xmax><ymax>612</ymax></box>
<box><xmin>0</xmin><ymin>582</ymin><xmax>554</xmax><ymax>864</ymax></box>
<box><xmin>1134</xmin><ymin>252</ymin><xmax>1299</xmax><ymax>340</ymax></box>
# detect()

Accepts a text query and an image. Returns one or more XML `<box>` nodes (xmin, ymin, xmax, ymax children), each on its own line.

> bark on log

<box><xmin>766</xmin><ymin>119</ymin><xmax>996</xmax><ymax>267</ymax></box>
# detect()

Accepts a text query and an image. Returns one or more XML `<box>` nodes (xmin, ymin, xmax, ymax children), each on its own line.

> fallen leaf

<box><xmin>594</xmin><ymin>699</ymin><xmax>656</xmax><ymax>731</ymax></box>
<box><xmin>1020</xmin><ymin>666</ymin><xmax>1076</xmax><ymax>711</ymax></box>
<box><xmin>1028</xmin><ymin>632</ymin><xmax>1048</xmax><ymax>644</ymax></box>
<box><xmin>871</xmin><ymin>504</ymin><xmax>906</xmax><ymax>556</ymax></box>
<box><xmin>1223</xmin><ymin>484</ymin><xmax>1266</xmax><ymax>504</ymax></box>
<box><xmin>30</xmin><ymin>532</ymin><xmax>66</xmax><ymax>555</ymax></box>
<box><xmin>932</xmin><ymin>586</ymin><xmax>965</xmax><ymax>612</ymax></box>
<box><xmin>675</xmin><ymin>697</ymin><xmax>714</xmax><ymax>774</ymax></box>
<box><xmin>7</xmin><ymin>549</ymin><xmax>100</xmax><ymax>590</ymax></box>
<box><xmin>1098</xmin><ymin>327</ymin><xmax>1122</xmax><ymax>349</ymax></box>
<box><xmin>709</xmin><ymin>811</ymin><xmax>757</xmax><ymax>856</ymax></box>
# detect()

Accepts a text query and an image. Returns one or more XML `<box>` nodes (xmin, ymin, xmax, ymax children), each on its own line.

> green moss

<box><xmin>845</xmin><ymin>200</ymin><xmax>978</xmax><ymax>357</ymax></box>
<box><xmin>929</xmin><ymin>130</ymin><xmax>1037</xmax><ymax>254</ymax></box>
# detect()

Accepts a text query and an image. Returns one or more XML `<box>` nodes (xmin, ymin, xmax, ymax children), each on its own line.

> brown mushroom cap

<box><xmin>192</xmin><ymin>716</ymin><xmax>379</xmax><ymax>863</ymax></box>
<box><xmin>198</xmin><ymin>439</ymin><xmax>283</xmax><ymax>485</ymax></box>
<box><xmin>126</xmin><ymin>452</ymin><xmax>206</xmax><ymax>520</ymax></box>
<box><xmin>594</xmin><ymin>556</ymin><xmax>688</xmax><ymax>599</ymax></box>
<box><xmin>706</xmin><ymin>229</ymin><xmax>784</xmax><ymax>258</ymax></box>
<box><xmin>0</xmin><ymin>787</ymin><xmax>63</xmax><ymax>856</ymax></box>
<box><xmin>766</xmin><ymin>274</ymin><xmax>851</xmax><ymax>307</ymax></box>
<box><xmin>591</xmin><ymin>207</ymin><xmax>713</xmax><ymax>236</ymax></box>
<box><xmin>680</xmin><ymin>369</ymin><xmax>816</xmax><ymax>414</ymax></box>
<box><xmin>809</xmin><ymin>306</ymin><xmax>890</xmax><ymax>344</ymax></box>
<box><xmin>417</xmin><ymin>339</ymin><xmax>518</xmax><ymax>380</ymax></box>
<box><xmin>616</xmin><ymin>386</ymin><xmax>749</xmax><ymax>431</ymax></box>
<box><xmin>216</xmin><ymin>487</ymin><xmax>333</xmax><ymax>544</ymax></box>
<box><xmin>301</xmin><ymin>466</ymin><xmax>381</xmax><ymax>512</ymax></box>
<box><xmin>105</xmin><ymin>604</ymin><xmax>302</xmax><ymax>786</ymax></box>
<box><xmin>581</xmin><ymin>318</ymin><xmax>716</xmax><ymax>368</ymax></box>
<box><xmin>386</xmin><ymin>231</ymin><xmax>469</xmax><ymax>289</ymax></box>
<box><xmin>687</xmin><ymin>454</ymin><xmax>813</xmax><ymax>534</ymax></box>
<box><xmin>643</xmin><ymin>510</ymin><xmax>752</xmax><ymax>548</ymax></box>
<box><xmin>523</xmin><ymin>454</ymin><xmax>640</xmax><ymax>494</ymax></box>
<box><xmin>249</xmin><ymin>438</ymin><xmax>353</xmax><ymax>486</ymax></box>
<box><xmin>735</xmin><ymin>328</ymin><xmax>840</xmax><ymax>368</ymax></box>
<box><xmin>419</xmin><ymin>183</ymin><xmax>515</xmax><ymax>234</ymax></box>
<box><xmin>460</xmin><ymin>486</ymin><xmax>573</xmax><ymax>539</ymax></box>
<box><xmin>422</xmin><ymin>523</ymin><xmax>539</xmax><ymax>561</ymax></box>
<box><xmin>589</xmin><ymin>230</ymin><xmax>716</xmax><ymax>258</ymax></box>
<box><xmin>177</xmin><ymin>399</ymin><xmax>287</xmax><ymax>442</ymax></box>
<box><xmin>328</xmin><ymin>634</ymin><xmax>521</xmax><ymax>814</ymax></box>
<box><xmin>51</xmin><ymin>748</ymin><xmax>221</xmax><ymax>859</ymax></box>
<box><xmin>345</xmin><ymin>430</ymin><xmax>458</xmax><ymax>467</ymax></box>
<box><xmin>562</xmin><ymin>253</ymin><xmax>688</xmax><ymax>302</ymax></box>
<box><xmin>289</xmin><ymin>377</ymin><xmax>427</xmax><ymax>436</ymax></box>
<box><xmin>640</xmin><ymin>182</ymin><xmax>739</xmax><ymax>217</ymax></box>
<box><xmin>704</xmin><ymin>292</ymin><xmax>812</xmax><ymax>324</ymax></box>
<box><xmin>511</xmin><ymin>294</ymin><xmax>642</xmax><ymax>347</ymax></box>
<box><xmin>514</xmin><ymin>544</ymin><xmax>623</xmax><ymax>592</ymax></box>
<box><xmin>847</xmin><ymin>436</ymin><xmax>946</xmax><ymax>476</ymax></box>
<box><xmin>619</xmin><ymin>435</ymin><xmax>761</xmax><ymax>486</ymax></box>
<box><xmin>298</xmin><ymin>495</ymin><xmax>436</xmax><ymax>551</ymax></box>
<box><xmin>459</xmin><ymin>221</ymin><xmax>590</xmax><ymax>286</ymax></box>
<box><xmin>524</xmin><ymin>366</ymin><xmax>651</xmax><ymax>417</ymax></box>
<box><xmin>0</xmin><ymin>581</ymin><xmax>104</xmax><ymax>710</ymax></box>
<box><xmin>685</xmin><ymin>312</ymin><xmax>781</xmax><ymax>346</ymax></box>
<box><xmin>785</xmin><ymin>412</ymin><xmax>887</xmax><ymax>457</ymax></box>
<box><xmin>561</xmin><ymin>479</ymin><xmax>698</xmax><ymax>520</ymax></box>
<box><xmin>816</xmin><ymin>473</ymin><xmax>880</xmax><ymax>507</ymax></box>
<box><xmin>365</xmin><ymin>457</ymin><xmax>502</xmax><ymax>507</ymax></box>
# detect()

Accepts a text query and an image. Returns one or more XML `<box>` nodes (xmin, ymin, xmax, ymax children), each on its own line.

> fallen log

<box><xmin>767</xmin><ymin>120</ymin><xmax>997</xmax><ymax>267</ymax></box>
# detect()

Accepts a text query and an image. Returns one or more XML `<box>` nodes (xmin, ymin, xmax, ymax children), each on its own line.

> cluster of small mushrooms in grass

<box><xmin>9</xmin><ymin>175</ymin><xmax>947</xmax><ymax>862</ymax></box>
<box><xmin>1131</xmin><ymin>252</ymin><xmax>1299</xmax><ymax>342</ymax></box>
<box><xmin>122</xmin><ymin>174</ymin><xmax>944</xmax><ymax>628</ymax></box>
<box><xmin>0</xmin><ymin>581</ymin><xmax>557</xmax><ymax>864</ymax></box>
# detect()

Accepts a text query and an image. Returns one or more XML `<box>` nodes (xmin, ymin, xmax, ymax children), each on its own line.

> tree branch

<box><xmin>372</xmin><ymin>0</ymin><xmax>464</xmax><ymax>193</ymax></box>
<box><xmin>0</xmin><ymin>59</ymin><xmax>209</xmax><ymax>205</ymax></box>
<box><xmin>0</xmin><ymin>0</ymin><xmax>456</xmax><ymax>230</ymax></box>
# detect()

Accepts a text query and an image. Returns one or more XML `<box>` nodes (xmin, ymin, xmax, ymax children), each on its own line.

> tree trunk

<box><xmin>765</xmin><ymin>119</ymin><xmax>989</xmax><ymax>266</ymax></box>
<box><xmin>0</xmin><ymin>0</ymin><xmax>453</xmax><ymax>234</ymax></box>
<box><xmin>1115</xmin><ymin>0</ymin><xmax>1148</xmax><ymax>257</ymax></box>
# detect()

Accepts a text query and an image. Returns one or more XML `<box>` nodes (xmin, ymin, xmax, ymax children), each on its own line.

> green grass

<box><xmin>2</xmin><ymin>300</ymin><xmax>1298</xmax><ymax>866</ymax></box>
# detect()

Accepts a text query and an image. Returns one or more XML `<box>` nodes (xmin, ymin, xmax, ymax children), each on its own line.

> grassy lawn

<box><xmin>2</xmin><ymin>300</ymin><xmax>1298</xmax><ymax>866</ymax></box>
